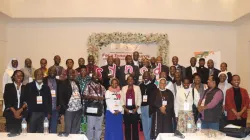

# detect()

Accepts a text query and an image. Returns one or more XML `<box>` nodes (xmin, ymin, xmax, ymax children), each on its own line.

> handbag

<box><xmin>192</xmin><ymin>88</ymin><xmax>199</xmax><ymax>124</ymax></box>
<box><xmin>222</xmin><ymin>127</ymin><xmax>250</xmax><ymax>138</ymax></box>
<box><xmin>84</xmin><ymin>84</ymin><xmax>103</xmax><ymax>116</ymax></box>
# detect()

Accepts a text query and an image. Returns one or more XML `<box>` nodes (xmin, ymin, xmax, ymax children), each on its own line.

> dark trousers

<box><xmin>227</xmin><ymin>118</ymin><xmax>247</xmax><ymax>127</ymax></box>
<box><xmin>123</xmin><ymin>113</ymin><xmax>139</xmax><ymax>140</ymax></box>
<box><xmin>64</xmin><ymin>109</ymin><xmax>82</xmax><ymax>134</ymax></box>
<box><xmin>29</xmin><ymin>112</ymin><xmax>45</xmax><ymax>133</ymax></box>
<box><xmin>50</xmin><ymin>110</ymin><xmax>59</xmax><ymax>133</ymax></box>
<box><xmin>4</xmin><ymin>111</ymin><xmax>22</xmax><ymax>133</ymax></box>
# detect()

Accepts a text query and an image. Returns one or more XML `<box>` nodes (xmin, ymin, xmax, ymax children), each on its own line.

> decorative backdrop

<box><xmin>87</xmin><ymin>32</ymin><xmax>170</xmax><ymax>65</ymax></box>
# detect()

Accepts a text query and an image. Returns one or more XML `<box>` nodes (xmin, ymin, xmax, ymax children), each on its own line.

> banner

<box><xmin>99</xmin><ymin>43</ymin><xmax>157</xmax><ymax>66</ymax></box>
<box><xmin>194</xmin><ymin>51</ymin><xmax>221</xmax><ymax>69</ymax></box>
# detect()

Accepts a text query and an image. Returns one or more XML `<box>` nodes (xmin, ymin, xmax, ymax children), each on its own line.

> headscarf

<box><xmin>5</xmin><ymin>58</ymin><xmax>19</xmax><ymax>77</ymax></box>
<box><xmin>158</xmin><ymin>78</ymin><xmax>167</xmax><ymax>91</ymax></box>
<box><xmin>218</xmin><ymin>72</ymin><xmax>232</xmax><ymax>101</ymax></box>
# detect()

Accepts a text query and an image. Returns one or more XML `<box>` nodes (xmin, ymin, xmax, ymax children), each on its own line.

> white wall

<box><xmin>7</xmin><ymin>0</ymin><xmax>234</xmax><ymax>21</ymax></box>
<box><xmin>0</xmin><ymin>21</ymin><xmax>7</xmax><ymax>93</ymax></box>
<box><xmin>6</xmin><ymin>21</ymin><xmax>237</xmax><ymax>73</ymax></box>
<box><xmin>236</xmin><ymin>18</ymin><xmax>250</xmax><ymax>91</ymax></box>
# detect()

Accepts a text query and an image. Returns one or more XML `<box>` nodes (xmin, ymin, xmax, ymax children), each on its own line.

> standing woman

<box><xmin>3</xmin><ymin>70</ymin><xmax>27</xmax><ymax>133</ymax></box>
<box><xmin>105</xmin><ymin>78</ymin><xmax>123</xmax><ymax>140</ymax></box>
<box><xmin>220</xmin><ymin>62</ymin><xmax>232</xmax><ymax>84</ymax></box>
<box><xmin>175</xmin><ymin>78</ymin><xmax>199</xmax><ymax>133</ymax></box>
<box><xmin>2</xmin><ymin>58</ymin><xmax>19</xmax><ymax>111</ymax></box>
<box><xmin>225</xmin><ymin>75</ymin><xmax>249</xmax><ymax>127</ymax></box>
<box><xmin>191</xmin><ymin>73</ymin><xmax>207</xmax><ymax>98</ymax></box>
<box><xmin>121</xmin><ymin>76</ymin><xmax>142</xmax><ymax>140</ymax></box>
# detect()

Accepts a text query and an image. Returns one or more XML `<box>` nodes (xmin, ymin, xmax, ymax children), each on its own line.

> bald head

<box><xmin>156</xmin><ymin>56</ymin><xmax>163</xmax><ymax>64</ymax></box>
<box><xmin>25</xmin><ymin>58</ymin><xmax>32</xmax><ymax>68</ymax></box>
<box><xmin>207</xmin><ymin>59</ymin><xmax>214</xmax><ymax>69</ymax></box>
<box><xmin>172</xmin><ymin>56</ymin><xmax>179</xmax><ymax>66</ymax></box>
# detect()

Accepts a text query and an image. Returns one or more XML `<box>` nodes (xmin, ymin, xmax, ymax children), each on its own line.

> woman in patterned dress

<box><xmin>175</xmin><ymin>78</ymin><xmax>199</xmax><ymax>133</ymax></box>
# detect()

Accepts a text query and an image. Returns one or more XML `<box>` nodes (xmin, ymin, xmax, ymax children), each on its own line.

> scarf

<box><xmin>108</xmin><ymin>86</ymin><xmax>121</xmax><ymax>92</ymax></box>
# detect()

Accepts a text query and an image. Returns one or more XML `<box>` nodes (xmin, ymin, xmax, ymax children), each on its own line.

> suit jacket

<box><xmin>209</xmin><ymin>68</ymin><xmax>221</xmax><ymax>85</ymax></box>
<box><xmin>175</xmin><ymin>65</ymin><xmax>186</xmax><ymax>79</ymax></box>
<box><xmin>185</xmin><ymin>66</ymin><xmax>198</xmax><ymax>83</ymax></box>
<box><xmin>121</xmin><ymin>85</ymin><xmax>142</xmax><ymax>114</ymax></box>
<box><xmin>225</xmin><ymin>87</ymin><xmax>249</xmax><ymax>120</ymax></box>
<box><xmin>197</xmin><ymin>66</ymin><xmax>209</xmax><ymax>84</ymax></box>
<box><xmin>58</xmin><ymin>79</ymin><xmax>82</xmax><ymax>114</ymax></box>
<box><xmin>43</xmin><ymin>76</ymin><xmax>61</xmax><ymax>107</ymax></box>
<box><xmin>101</xmin><ymin>65</ymin><xmax>112</xmax><ymax>90</ymax></box>
<box><xmin>23</xmin><ymin>81</ymin><xmax>52</xmax><ymax>115</ymax></box>
<box><xmin>3</xmin><ymin>83</ymin><xmax>27</xmax><ymax>118</ymax></box>
<box><xmin>119</xmin><ymin>65</ymin><xmax>140</xmax><ymax>87</ymax></box>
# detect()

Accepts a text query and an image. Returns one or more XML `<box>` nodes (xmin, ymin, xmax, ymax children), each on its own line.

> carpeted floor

<box><xmin>0</xmin><ymin>104</ymin><xmax>6</xmax><ymax>132</ymax></box>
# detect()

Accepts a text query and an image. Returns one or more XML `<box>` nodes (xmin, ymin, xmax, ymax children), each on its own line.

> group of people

<box><xmin>2</xmin><ymin>51</ymin><xmax>249</xmax><ymax>140</ymax></box>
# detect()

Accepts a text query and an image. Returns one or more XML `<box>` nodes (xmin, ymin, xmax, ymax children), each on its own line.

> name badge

<box><xmin>114</xmin><ymin>100</ymin><xmax>120</xmax><ymax>110</ymax></box>
<box><xmin>89</xmin><ymin>73</ymin><xmax>93</xmax><ymax>77</ymax></box>
<box><xmin>73</xmin><ymin>92</ymin><xmax>80</xmax><ymax>99</ymax></box>
<box><xmin>86</xmin><ymin>107</ymin><xmax>98</xmax><ymax>114</ymax></box>
<box><xmin>51</xmin><ymin>90</ymin><xmax>56</xmax><ymax>98</ymax></box>
<box><xmin>56</xmin><ymin>76</ymin><xmax>60</xmax><ymax>79</ymax></box>
<box><xmin>29</xmin><ymin>77</ymin><xmax>33</xmax><ymax>83</ymax></box>
<box><xmin>162</xmin><ymin>100</ymin><xmax>167</xmax><ymax>106</ymax></box>
<box><xmin>201</xmin><ymin>99</ymin><xmax>205</xmax><ymax>106</ymax></box>
<box><xmin>143</xmin><ymin>95</ymin><xmax>148</xmax><ymax>102</ymax></box>
<box><xmin>37</xmin><ymin>96</ymin><xmax>43</xmax><ymax>104</ymax></box>
<box><xmin>184</xmin><ymin>102</ymin><xmax>190</xmax><ymax>111</ymax></box>
<box><xmin>127</xmin><ymin>99</ymin><xmax>132</xmax><ymax>106</ymax></box>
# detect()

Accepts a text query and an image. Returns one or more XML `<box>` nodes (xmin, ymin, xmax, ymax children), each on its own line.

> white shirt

<box><xmin>174</xmin><ymin>88</ymin><xmax>199</xmax><ymax>117</ymax></box>
<box><xmin>191</xmin><ymin>66</ymin><xmax>197</xmax><ymax>74</ymax></box>
<box><xmin>105</xmin><ymin>90</ymin><xmax>123</xmax><ymax>113</ymax></box>
<box><xmin>133</xmin><ymin>60</ymin><xmax>139</xmax><ymax>67</ymax></box>
<box><xmin>175</xmin><ymin>84</ymin><xmax>183</xmax><ymax>95</ymax></box>
<box><xmin>36</xmin><ymin>82</ymin><xmax>43</xmax><ymax>91</ymax></box>
<box><xmin>14</xmin><ymin>82</ymin><xmax>22</xmax><ymax>108</ymax></box>
<box><xmin>166</xmin><ymin>82</ymin><xmax>175</xmax><ymax>98</ymax></box>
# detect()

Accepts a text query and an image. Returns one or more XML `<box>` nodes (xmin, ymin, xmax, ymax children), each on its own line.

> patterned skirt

<box><xmin>177</xmin><ymin>110</ymin><xmax>196</xmax><ymax>133</ymax></box>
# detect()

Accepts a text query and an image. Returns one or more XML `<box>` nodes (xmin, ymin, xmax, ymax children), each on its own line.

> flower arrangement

<box><xmin>87</xmin><ymin>32</ymin><xmax>169</xmax><ymax>65</ymax></box>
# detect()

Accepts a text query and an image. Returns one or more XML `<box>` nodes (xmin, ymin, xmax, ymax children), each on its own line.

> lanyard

<box><xmin>159</xmin><ymin>91</ymin><xmax>165</xmax><ymax>101</ymax></box>
<box><xmin>49</xmin><ymin>79</ymin><xmax>55</xmax><ymax>89</ymax></box>
<box><xmin>184</xmin><ymin>91</ymin><xmax>190</xmax><ymax>101</ymax></box>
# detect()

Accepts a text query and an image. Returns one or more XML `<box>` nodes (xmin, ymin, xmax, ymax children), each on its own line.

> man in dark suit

<box><xmin>24</xmin><ymin>69</ymin><xmax>52</xmax><ymax>133</ymax></box>
<box><xmin>119</xmin><ymin>55</ymin><xmax>140</xmax><ymax>87</ymax></box>
<box><xmin>3</xmin><ymin>70</ymin><xmax>27</xmax><ymax>134</ymax></box>
<box><xmin>168</xmin><ymin>66</ymin><xmax>176</xmax><ymax>82</ymax></box>
<box><xmin>101</xmin><ymin>56</ymin><xmax>114</xmax><ymax>90</ymax></box>
<box><xmin>197</xmin><ymin>58</ymin><xmax>209</xmax><ymax>84</ymax></box>
<box><xmin>185</xmin><ymin>57</ymin><xmax>198</xmax><ymax>83</ymax></box>
<box><xmin>43</xmin><ymin>66</ymin><xmax>61</xmax><ymax>133</ymax></box>
<box><xmin>58</xmin><ymin>69</ymin><xmax>82</xmax><ymax>134</ymax></box>
<box><xmin>114</xmin><ymin>57</ymin><xmax>121</xmax><ymax>80</ymax></box>
<box><xmin>207</xmin><ymin>59</ymin><xmax>221</xmax><ymax>85</ymax></box>
<box><xmin>172</xmin><ymin>56</ymin><xmax>185</xmax><ymax>79</ymax></box>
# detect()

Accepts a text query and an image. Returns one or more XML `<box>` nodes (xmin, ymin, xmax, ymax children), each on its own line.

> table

<box><xmin>0</xmin><ymin>133</ymin><xmax>88</xmax><ymax>140</ymax></box>
<box><xmin>156</xmin><ymin>133</ymin><xmax>250</xmax><ymax>140</ymax></box>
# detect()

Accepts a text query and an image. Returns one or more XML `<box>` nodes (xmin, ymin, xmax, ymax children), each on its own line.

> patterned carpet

<box><xmin>0</xmin><ymin>104</ymin><xmax>6</xmax><ymax>132</ymax></box>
